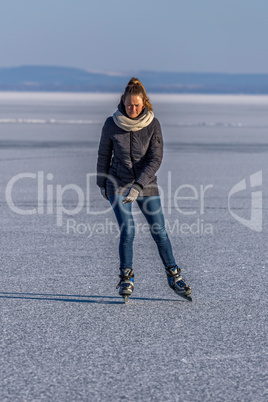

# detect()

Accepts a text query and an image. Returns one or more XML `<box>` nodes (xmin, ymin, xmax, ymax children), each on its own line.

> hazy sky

<box><xmin>1</xmin><ymin>0</ymin><xmax>267</xmax><ymax>74</ymax></box>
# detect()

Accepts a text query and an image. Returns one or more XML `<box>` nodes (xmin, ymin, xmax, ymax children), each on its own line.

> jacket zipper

<box><xmin>130</xmin><ymin>131</ymin><xmax>136</xmax><ymax>179</ymax></box>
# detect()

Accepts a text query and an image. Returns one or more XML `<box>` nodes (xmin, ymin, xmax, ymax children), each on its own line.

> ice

<box><xmin>152</xmin><ymin>93</ymin><xmax>268</xmax><ymax>105</ymax></box>
<box><xmin>0</xmin><ymin>93</ymin><xmax>267</xmax><ymax>401</ymax></box>
<box><xmin>0</xmin><ymin>91</ymin><xmax>119</xmax><ymax>104</ymax></box>
<box><xmin>0</xmin><ymin>118</ymin><xmax>96</xmax><ymax>125</ymax></box>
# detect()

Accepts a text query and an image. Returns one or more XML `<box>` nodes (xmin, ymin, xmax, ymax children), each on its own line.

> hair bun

<box><xmin>128</xmin><ymin>77</ymin><xmax>141</xmax><ymax>86</ymax></box>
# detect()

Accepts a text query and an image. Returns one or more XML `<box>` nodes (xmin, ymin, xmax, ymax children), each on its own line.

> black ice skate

<box><xmin>116</xmin><ymin>268</ymin><xmax>134</xmax><ymax>303</ymax></box>
<box><xmin>165</xmin><ymin>266</ymin><xmax>192</xmax><ymax>301</ymax></box>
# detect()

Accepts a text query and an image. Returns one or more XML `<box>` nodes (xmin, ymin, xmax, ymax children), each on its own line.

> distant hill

<box><xmin>1</xmin><ymin>65</ymin><xmax>268</xmax><ymax>93</ymax></box>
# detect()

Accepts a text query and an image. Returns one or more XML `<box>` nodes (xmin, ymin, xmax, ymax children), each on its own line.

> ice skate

<box><xmin>116</xmin><ymin>268</ymin><xmax>134</xmax><ymax>303</ymax></box>
<box><xmin>165</xmin><ymin>266</ymin><xmax>192</xmax><ymax>301</ymax></box>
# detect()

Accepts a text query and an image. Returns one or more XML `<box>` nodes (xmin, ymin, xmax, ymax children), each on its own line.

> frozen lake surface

<box><xmin>0</xmin><ymin>92</ymin><xmax>267</xmax><ymax>401</ymax></box>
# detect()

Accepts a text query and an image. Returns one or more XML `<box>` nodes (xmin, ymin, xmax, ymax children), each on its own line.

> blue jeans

<box><xmin>109</xmin><ymin>195</ymin><xmax>176</xmax><ymax>269</ymax></box>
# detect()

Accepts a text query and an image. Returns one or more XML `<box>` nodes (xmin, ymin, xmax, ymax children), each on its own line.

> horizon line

<box><xmin>1</xmin><ymin>65</ymin><xmax>268</xmax><ymax>76</ymax></box>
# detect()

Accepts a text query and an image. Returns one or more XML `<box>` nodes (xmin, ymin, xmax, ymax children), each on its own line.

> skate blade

<box><xmin>122</xmin><ymin>295</ymin><xmax>130</xmax><ymax>304</ymax></box>
<box><xmin>174</xmin><ymin>289</ymin><xmax>192</xmax><ymax>302</ymax></box>
<box><xmin>178</xmin><ymin>294</ymin><xmax>192</xmax><ymax>302</ymax></box>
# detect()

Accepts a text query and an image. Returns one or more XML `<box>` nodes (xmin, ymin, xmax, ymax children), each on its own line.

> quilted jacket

<box><xmin>96</xmin><ymin>106</ymin><xmax>163</xmax><ymax>197</ymax></box>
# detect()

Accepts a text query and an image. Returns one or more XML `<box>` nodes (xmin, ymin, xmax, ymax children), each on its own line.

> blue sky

<box><xmin>1</xmin><ymin>0</ymin><xmax>267</xmax><ymax>74</ymax></box>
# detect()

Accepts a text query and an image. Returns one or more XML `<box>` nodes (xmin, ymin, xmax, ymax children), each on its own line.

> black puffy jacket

<box><xmin>96</xmin><ymin>108</ymin><xmax>163</xmax><ymax>197</ymax></box>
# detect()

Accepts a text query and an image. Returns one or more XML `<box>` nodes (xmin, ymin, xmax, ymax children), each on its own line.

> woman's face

<box><xmin>124</xmin><ymin>95</ymin><xmax>144</xmax><ymax>118</ymax></box>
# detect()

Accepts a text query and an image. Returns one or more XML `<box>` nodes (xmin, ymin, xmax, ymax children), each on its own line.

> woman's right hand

<box><xmin>100</xmin><ymin>187</ymin><xmax>108</xmax><ymax>200</ymax></box>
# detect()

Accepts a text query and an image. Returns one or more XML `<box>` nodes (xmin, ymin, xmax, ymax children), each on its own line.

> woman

<box><xmin>97</xmin><ymin>77</ymin><xmax>191</xmax><ymax>302</ymax></box>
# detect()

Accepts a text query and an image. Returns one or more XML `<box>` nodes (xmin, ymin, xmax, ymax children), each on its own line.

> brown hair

<box><xmin>121</xmin><ymin>77</ymin><xmax>153</xmax><ymax>111</ymax></box>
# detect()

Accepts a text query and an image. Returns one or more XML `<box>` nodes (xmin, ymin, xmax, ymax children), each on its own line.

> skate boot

<box><xmin>165</xmin><ymin>265</ymin><xmax>192</xmax><ymax>301</ymax></box>
<box><xmin>116</xmin><ymin>268</ymin><xmax>134</xmax><ymax>303</ymax></box>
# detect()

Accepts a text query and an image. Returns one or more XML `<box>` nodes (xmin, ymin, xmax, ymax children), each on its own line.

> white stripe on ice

<box><xmin>0</xmin><ymin>119</ymin><xmax>97</xmax><ymax>125</ymax></box>
<box><xmin>1</xmin><ymin>92</ymin><xmax>268</xmax><ymax>105</ymax></box>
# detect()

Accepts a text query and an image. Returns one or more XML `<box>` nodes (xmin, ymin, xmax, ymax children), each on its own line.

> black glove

<box><xmin>100</xmin><ymin>187</ymin><xmax>108</xmax><ymax>200</ymax></box>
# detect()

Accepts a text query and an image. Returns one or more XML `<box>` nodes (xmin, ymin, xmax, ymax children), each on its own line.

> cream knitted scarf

<box><xmin>113</xmin><ymin>109</ymin><xmax>154</xmax><ymax>132</ymax></box>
